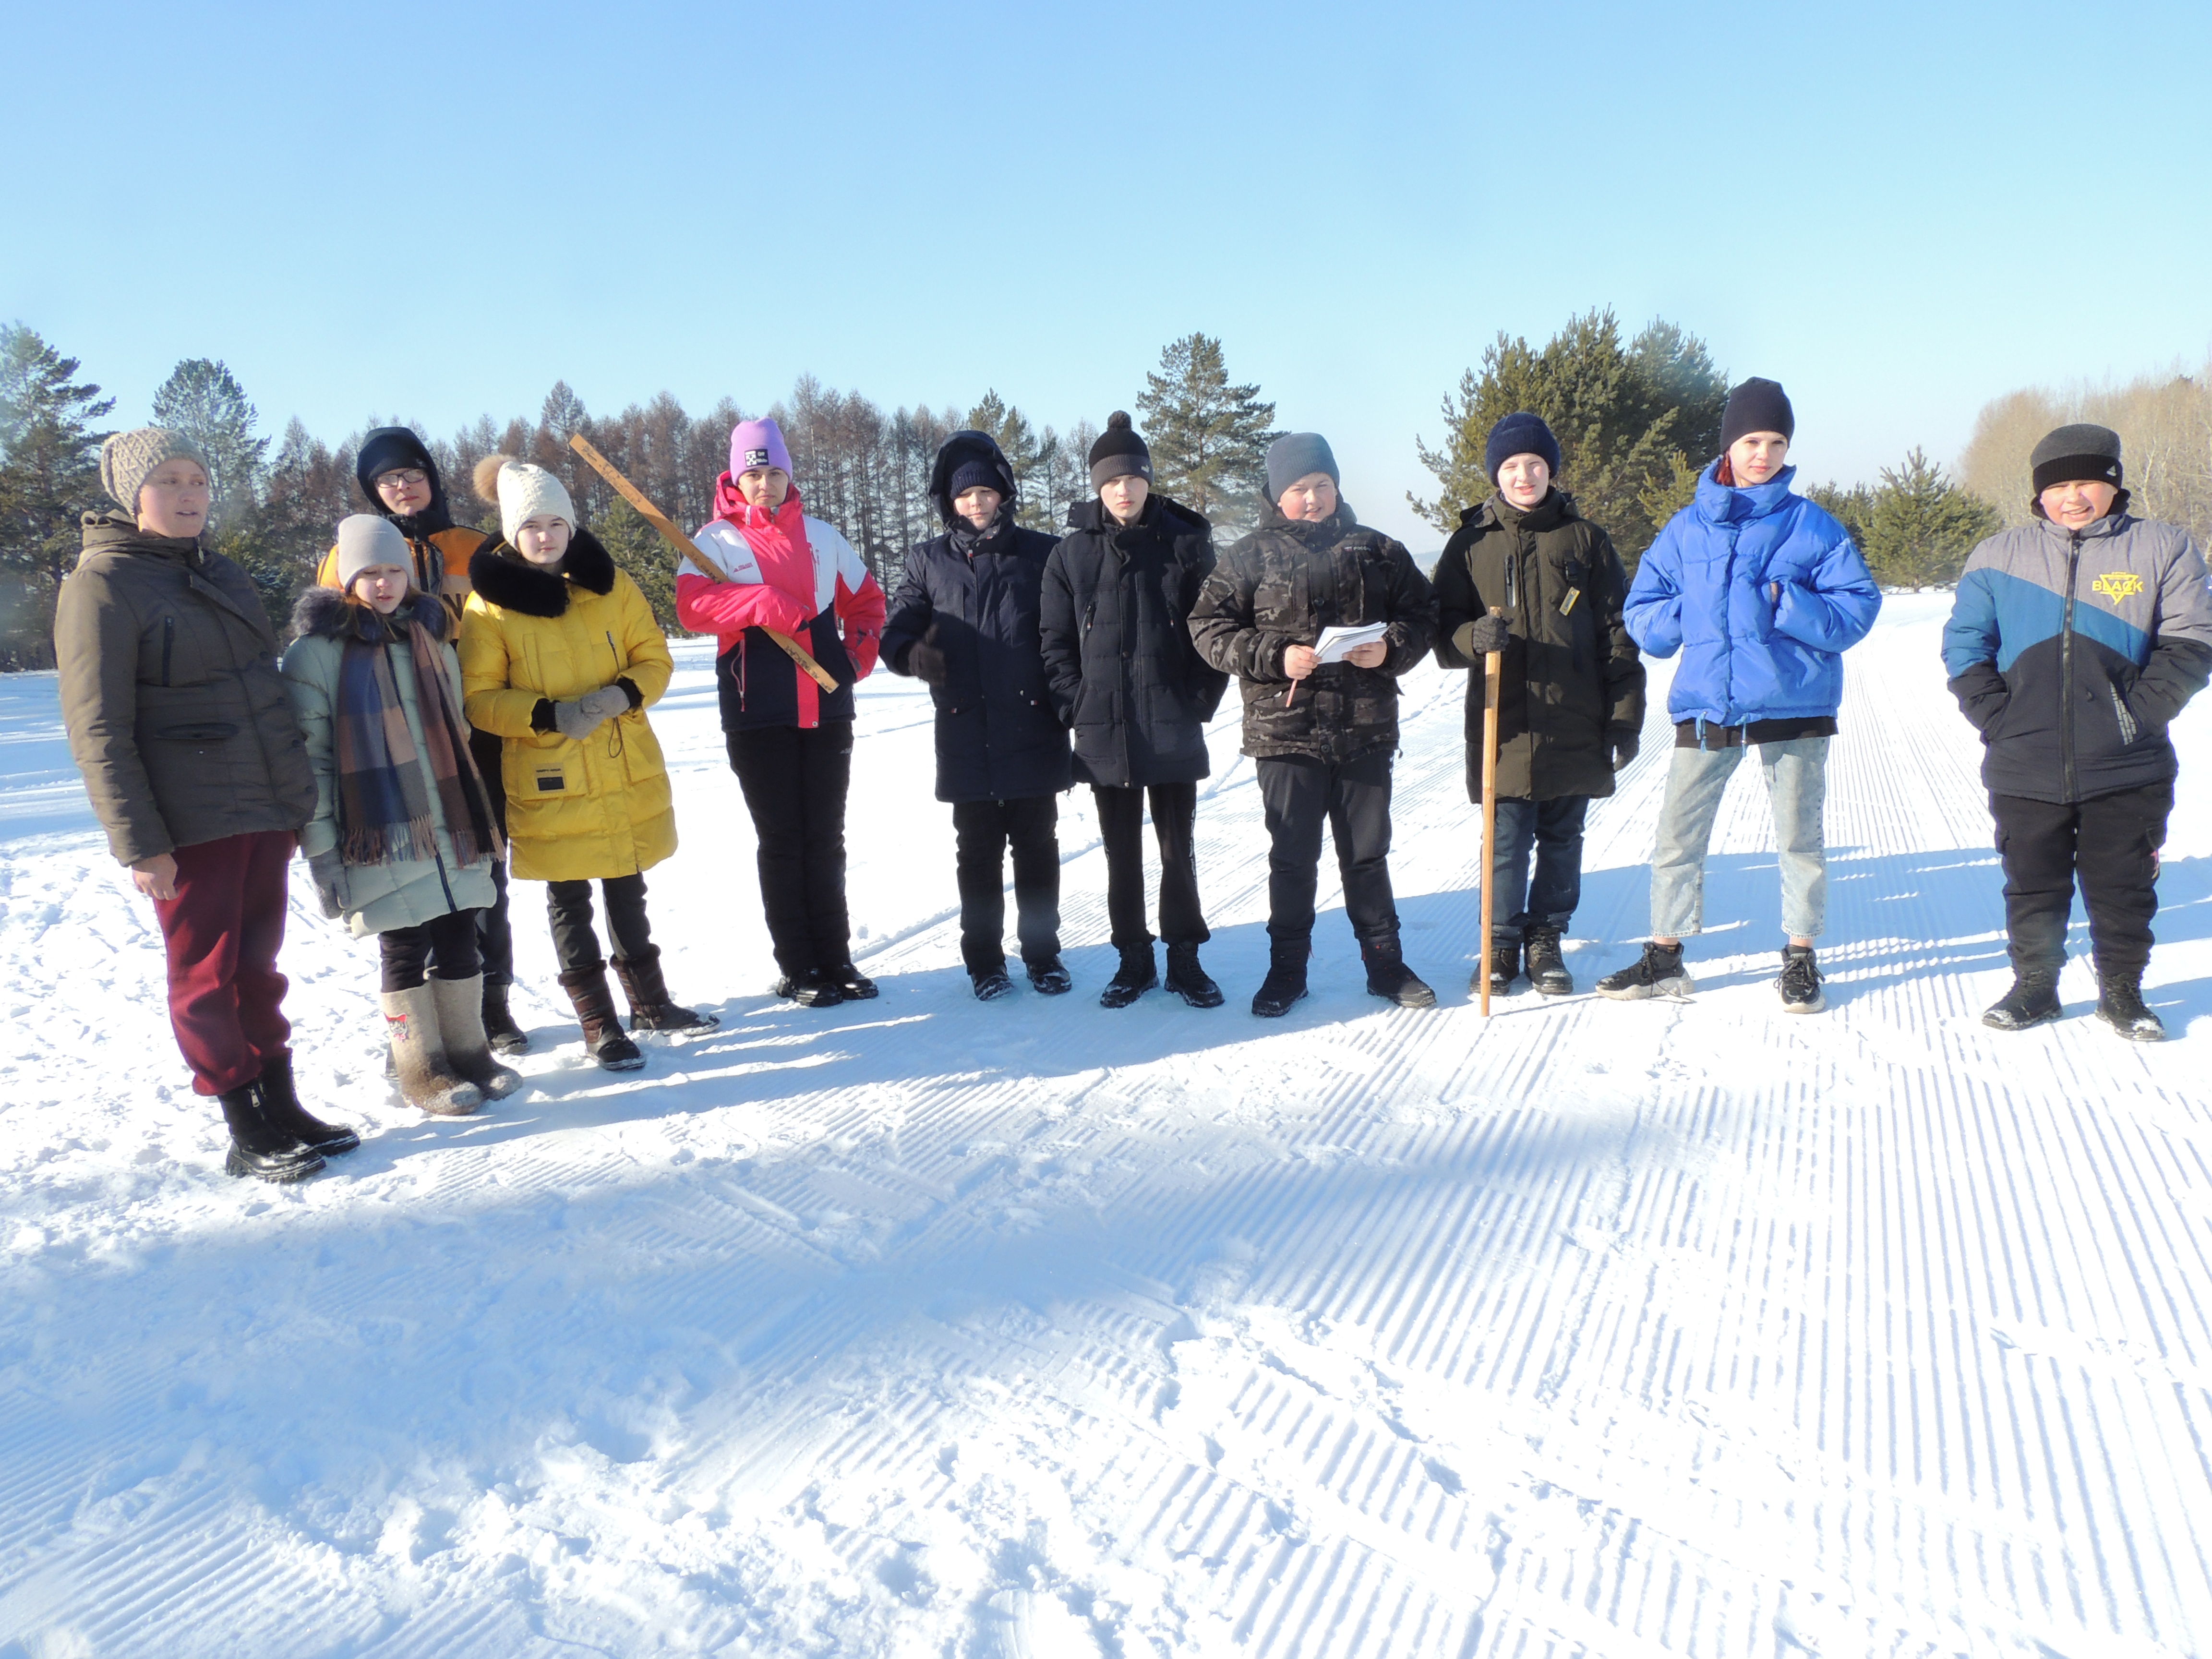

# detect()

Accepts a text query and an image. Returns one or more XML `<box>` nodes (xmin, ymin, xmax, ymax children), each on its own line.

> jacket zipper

<box><xmin>2061</xmin><ymin>533</ymin><xmax>2081</xmax><ymax>800</ymax></box>
<box><xmin>160</xmin><ymin>615</ymin><xmax>174</xmax><ymax>686</ymax></box>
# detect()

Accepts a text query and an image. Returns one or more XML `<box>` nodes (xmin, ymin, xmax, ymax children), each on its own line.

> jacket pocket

<box><xmin>2110</xmin><ymin>686</ymin><xmax>2140</xmax><ymax>745</ymax></box>
<box><xmin>509</xmin><ymin>742</ymin><xmax>583</xmax><ymax>802</ymax></box>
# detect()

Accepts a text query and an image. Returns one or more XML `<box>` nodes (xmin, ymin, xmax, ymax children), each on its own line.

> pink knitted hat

<box><xmin>730</xmin><ymin>418</ymin><xmax>793</xmax><ymax>478</ymax></box>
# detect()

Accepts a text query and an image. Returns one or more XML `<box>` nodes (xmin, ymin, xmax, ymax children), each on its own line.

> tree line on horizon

<box><xmin>6</xmin><ymin>313</ymin><xmax>2203</xmax><ymax>672</ymax></box>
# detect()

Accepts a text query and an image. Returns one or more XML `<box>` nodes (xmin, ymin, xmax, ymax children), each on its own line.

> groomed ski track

<box><xmin>1</xmin><ymin>593</ymin><xmax>2209</xmax><ymax>1656</ymax></box>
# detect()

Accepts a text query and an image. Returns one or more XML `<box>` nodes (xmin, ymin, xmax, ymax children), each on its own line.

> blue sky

<box><xmin>7</xmin><ymin>0</ymin><xmax>2208</xmax><ymax>547</ymax></box>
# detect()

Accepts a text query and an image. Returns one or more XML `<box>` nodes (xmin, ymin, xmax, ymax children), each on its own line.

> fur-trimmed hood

<box><xmin>290</xmin><ymin>585</ymin><xmax>449</xmax><ymax>644</ymax></box>
<box><xmin>466</xmin><ymin>528</ymin><xmax>617</xmax><ymax>618</ymax></box>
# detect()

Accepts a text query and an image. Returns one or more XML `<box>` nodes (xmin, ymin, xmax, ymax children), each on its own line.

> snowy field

<box><xmin>2</xmin><ymin>593</ymin><xmax>2211</xmax><ymax>1658</ymax></box>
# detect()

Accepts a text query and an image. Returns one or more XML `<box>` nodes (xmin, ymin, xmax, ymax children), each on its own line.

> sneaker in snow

<box><xmin>1596</xmin><ymin>941</ymin><xmax>1694</xmax><ymax>1001</ymax></box>
<box><xmin>1776</xmin><ymin>945</ymin><xmax>1826</xmax><ymax>1013</ymax></box>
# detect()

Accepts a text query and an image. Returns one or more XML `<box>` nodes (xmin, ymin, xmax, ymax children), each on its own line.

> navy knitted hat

<box><xmin>1719</xmin><ymin>377</ymin><xmax>1795</xmax><ymax>449</ymax></box>
<box><xmin>1265</xmin><ymin>432</ymin><xmax>1339</xmax><ymax>502</ymax></box>
<box><xmin>1483</xmin><ymin>411</ymin><xmax>1561</xmax><ymax>483</ymax></box>
<box><xmin>948</xmin><ymin>458</ymin><xmax>1004</xmax><ymax>498</ymax></box>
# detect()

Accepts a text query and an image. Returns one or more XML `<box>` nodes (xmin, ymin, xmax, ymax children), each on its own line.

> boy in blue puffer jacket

<box><xmin>1598</xmin><ymin>379</ymin><xmax>1882</xmax><ymax>1011</ymax></box>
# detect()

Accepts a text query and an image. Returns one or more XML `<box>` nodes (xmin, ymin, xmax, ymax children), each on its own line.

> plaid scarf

<box><xmin>334</xmin><ymin>613</ymin><xmax>502</xmax><ymax>869</ymax></box>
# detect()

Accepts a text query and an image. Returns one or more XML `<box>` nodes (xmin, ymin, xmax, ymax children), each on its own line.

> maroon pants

<box><xmin>153</xmin><ymin>831</ymin><xmax>295</xmax><ymax>1095</ymax></box>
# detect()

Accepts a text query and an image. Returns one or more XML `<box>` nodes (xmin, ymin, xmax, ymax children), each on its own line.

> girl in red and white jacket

<box><xmin>676</xmin><ymin>418</ymin><xmax>887</xmax><ymax>1008</ymax></box>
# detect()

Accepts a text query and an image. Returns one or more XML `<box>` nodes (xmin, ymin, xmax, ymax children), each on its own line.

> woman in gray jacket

<box><xmin>283</xmin><ymin>516</ymin><xmax>521</xmax><ymax>1112</ymax></box>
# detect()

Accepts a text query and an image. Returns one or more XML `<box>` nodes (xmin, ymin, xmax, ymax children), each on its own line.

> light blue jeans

<box><xmin>1649</xmin><ymin>736</ymin><xmax>1829</xmax><ymax>940</ymax></box>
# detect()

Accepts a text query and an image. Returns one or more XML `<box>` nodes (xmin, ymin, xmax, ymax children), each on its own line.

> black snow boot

<box><xmin>1164</xmin><ymin>943</ymin><xmax>1225</xmax><ymax>1009</ymax></box>
<box><xmin>1099</xmin><ymin>943</ymin><xmax>1158</xmax><ymax>1009</ymax></box>
<box><xmin>772</xmin><ymin>968</ymin><xmax>847</xmax><ymax>1009</ymax></box>
<box><xmin>1776</xmin><ymin>945</ymin><xmax>1827</xmax><ymax>1014</ymax></box>
<box><xmin>254</xmin><ymin>1050</ymin><xmax>358</xmax><ymax>1156</ymax></box>
<box><xmin>1365</xmin><ymin>946</ymin><xmax>1438</xmax><ymax>1009</ymax></box>
<box><xmin>481</xmin><ymin>979</ymin><xmax>529</xmax><ymax>1056</ymax></box>
<box><xmin>218</xmin><ymin>1085</ymin><xmax>325</xmax><ymax>1183</ymax></box>
<box><xmin>1252</xmin><ymin>937</ymin><xmax>1310</xmax><ymax>1019</ymax></box>
<box><xmin>824</xmin><ymin>962</ymin><xmax>879</xmax><ymax>1000</ymax></box>
<box><xmin>613</xmin><ymin>947</ymin><xmax>721</xmax><ymax>1033</ymax></box>
<box><xmin>1026</xmin><ymin>956</ymin><xmax>1073</xmax><ymax>996</ymax></box>
<box><xmin>1522</xmin><ymin>926</ymin><xmax>1573</xmax><ymax>997</ymax></box>
<box><xmin>1596</xmin><ymin>941</ymin><xmax>1694</xmax><ymax>1001</ymax></box>
<box><xmin>2097</xmin><ymin>972</ymin><xmax>2166</xmax><ymax>1042</ymax></box>
<box><xmin>1476</xmin><ymin>937</ymin><xmax>1521</xmax><ymax>998</ymax></box>
<box><xmin>1982</xmin><ymin>967</ymin><xmax>2061</xmax><ymax>1031</ymax></box>
<box><xmin>971</xmin><ymin>965</ymin><xmax>1015</xmax><ymax>1002</ymax></box>
<box><xmin>558</xmin><ymin>966</ymin><xmax>646</xmax><ymax>1070</ymax></box>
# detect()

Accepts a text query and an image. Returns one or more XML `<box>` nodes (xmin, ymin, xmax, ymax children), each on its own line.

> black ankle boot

<box><xmin>1522</xmin><ymin>927</ymin><xmax>1573</xmax><ymax>996</ymax></box>
<box><xmin>2097</xmin><ymin>972</ymin><xmax>2165</xmax><ymax>1042</ymax></box>
<box><xmin>1983</xmin><ymin>967</ymin><xmax>2061</xmax><ymax>1031</ymax></box>
<box><xmin>218</xmin><ymin>1085</ymin><xmax>325</xmax><ymax>1183</ymax></box>
<box><xmin>481</xmin><ymin>979</ymin><xmax>529</xmax><ymax>1056</ymax></box>
<box><xmin>1363</xmin><ymin>945</ymin><xmax>1437</xmax><ymax>1009</ymax></box>
<box><xmin>1099</xmin><ymin>943</ymin><xmax>1158</xmax><ymax>1009</ymax></box>
<box><xmin>1252</xmin><ymin>938</ymin><xmax>1310</xmax><ymax>1018</ymax></box>
<box><xmin>1164</xmin><ymin>943</ymin><xmax>1224</xmax><ymax>1009</ymax></box>
<box><xmin>254</xmin><ymin>1051</ymin><xmax>358</xmax><ymax>1155</ymax></box>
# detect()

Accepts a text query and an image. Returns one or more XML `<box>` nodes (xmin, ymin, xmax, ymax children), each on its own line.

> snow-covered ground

<box><xmin>2</xmin><ymin>594</ymin><xmax>2209</xmax><ymax>1657</ymax></box>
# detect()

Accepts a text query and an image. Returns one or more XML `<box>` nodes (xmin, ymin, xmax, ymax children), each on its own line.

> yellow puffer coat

<box><xmin>459</xmin><ymin>530</ymin><xmax>677</xmax><ymax>883</ymax></box>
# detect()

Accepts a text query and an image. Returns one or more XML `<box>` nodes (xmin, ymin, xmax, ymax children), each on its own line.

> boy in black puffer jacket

<box><xmin>1041</xmin><ymin>414</ymin><xmax>1231</xmax><ymax>1010</ymax></box>
<box><xmin>882</xmin><ymin>431</ymin><xmax>1074</xmax><ymax>1001</ymax></box>
<box><xmin>1189</xmin><ymin>433</ymin><xmax>1440</xmax><ymax>1016</ymax></box>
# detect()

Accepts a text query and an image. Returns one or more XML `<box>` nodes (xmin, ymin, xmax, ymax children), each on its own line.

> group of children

<box><xmin>52</xmin><ymin>381</ymin><xmax>2212</xmax><ymax>1183</ymax></box>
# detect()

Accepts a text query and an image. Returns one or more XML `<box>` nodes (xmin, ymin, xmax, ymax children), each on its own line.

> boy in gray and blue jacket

<box><xmin>1944</xmin><ymin>422</ymin><xmax>2212</xmax><ymax>1040</ymax></box>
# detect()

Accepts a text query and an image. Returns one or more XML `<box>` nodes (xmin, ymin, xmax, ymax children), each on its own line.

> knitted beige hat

<box><xmin>101</xmin><ymin>427</ymin><xmax>210</xmax><ymax>514</ymax></box>
<box><xmin>472</xmin><ymin>454</ymin><xmax>576</xmax><ymax>541</ymax></box>
<box><xmin>335</xmin><ymin>514</ymin><xmax>412</xmax><ymax>591</ymax></box>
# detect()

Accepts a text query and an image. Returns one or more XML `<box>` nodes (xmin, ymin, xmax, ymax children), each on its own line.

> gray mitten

<box><xmin>552</xmin><ymin>698</ymin><xmax>608</xmax><ymax>741</ymax></box>
<box><xmin>578</xmin><ymin>685</ymin><xmax>632</xmax><ymax>721</ymax></box>
<box><xmin>308</xmin><ymin>852</ymin><xmax>347</xmax><ymax>918</ymax></box>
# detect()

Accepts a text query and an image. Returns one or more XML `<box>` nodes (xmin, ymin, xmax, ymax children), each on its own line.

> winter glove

<box><xmin>1606</xmin><ymin>725</ymin><xmax>1640</xmax><ymax>772</ymax></box>
<box><xmin>1455</xmin><ymin>615</ymin><xmax>1510</xmax><ymax>657</ymax></box>
<box><xmin>577</xmin><ymin>685</ymin><xmax>632</xmax><ymax>722</ymax></box>
<box><xmin>551</xmin><ymin>698</ymin><xmax>611</xmax><ymax>742</ymax></box>
<box><xmin>308</xmin><ymin>851</ymin><xmax>347</xmax><ymax>919</ymax></box>
<box><xmin>905</xmin><ymin>623</ymin><xmax>950</xmax><ymax>686</ymax></box>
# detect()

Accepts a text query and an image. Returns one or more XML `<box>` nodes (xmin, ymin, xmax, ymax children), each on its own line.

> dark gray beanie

<box><xmin>1088</xmin><ymin>411</ymin><xmax>1153</xmax><ymax>489</ymax></box>
<box><xmin>100</xmin><ymin>427</ymin><xmax>209</xmax><ymax>514</ymax></box>
<box><xmin>1265</xmin><ymin>432</ymin><xmax>1339</xmax><ymax>502</ymax></box>
<box><xmin>1719</xmin><ymin>377</ymin><xmax>1796</xmax><ymax>449</ymax></box>
<box><xmin>2030</xmin><ymin>423</ymin><xmax>2123</xmax><ymax>497</ymax></box>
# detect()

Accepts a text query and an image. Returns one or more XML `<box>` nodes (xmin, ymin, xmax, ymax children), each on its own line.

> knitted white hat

<box><xmin>472</xmin><ymin>454</ymin><xmax>576</xmax><ymax>541</ymax></box>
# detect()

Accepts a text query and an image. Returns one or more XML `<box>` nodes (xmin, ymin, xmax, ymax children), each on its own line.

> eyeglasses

<box><xmin>376</xmin><ymin>468</ymin><xmax>429</xmax><ymax>488</ymax></box>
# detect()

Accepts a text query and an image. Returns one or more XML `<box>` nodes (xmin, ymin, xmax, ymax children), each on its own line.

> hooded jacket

<box><xmin>1625</xmin><ymin>462</ymin><xmax>1881</xmax><ymax>734</ymax></box>
<box><xmin>312</xmin><ymin>429</ymin><xmax>483</xmax><ymax>624</ymax></box>
<box><xmin>1039</xmin><ymin>493</ymin><xmax>1230</xmax><ymax>788</ymax></box>
<box><xmin>55</xmin><ymin>512</ymin><xmax>315</xmax><ymax>866</ymax></box>
<box><xmin>458</xmin><ymin>530</ymin><xmax>677</xmax><ymax>882</ymax></box>
<box><xmin>280</xmin><ymin>587</ymin><xmax>498</xmax><ymax>935</ymax></box>
<box><xmin>1942</xmin><ymin>502</ymin><xmax>2212</xmax><ymax>803</ymax></box>
<box><xmin>674</xmin><ymin>481</ymin><xmax>887</xmax><ymax>732</ymax></box>
<box><xmin>880</xmin><ymin>431</ymin><xmax>1071</xmax><ymax>802</ymax></box>
<box><xmin>1432</xmin><ymin>489</ymin><xmax>1644</xmax><ymax>802</ymax></box>
<box><xmin>1188</xmin><ymin>495</ymin><xmax>1438</xmax><ymax>764</ymax></box>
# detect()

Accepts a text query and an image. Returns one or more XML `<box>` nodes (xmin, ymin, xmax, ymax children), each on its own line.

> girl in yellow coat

<box><xmin>460</xmin><ymin>456</ymin><xmax>718</xmax><ymax>1069</ymax></box>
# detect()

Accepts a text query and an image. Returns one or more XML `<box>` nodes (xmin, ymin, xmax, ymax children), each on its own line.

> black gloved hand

<box><xmin>1607</xmin><ymin>725</ymin><xmax>1640</xmax><ymax>772</ymax></box>
<box><xmin>906</xmin><ymin>625</ymin><xmax>950</xmax><ymax>686</ymax></box>
<box><xmin>1459</xmin><ymin>614</ymin><xmax>1510</xmax><ymax>657</ymax></box>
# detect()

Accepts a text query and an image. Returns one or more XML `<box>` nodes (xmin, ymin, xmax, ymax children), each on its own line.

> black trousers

<box><xmin>546</xmin><ymin>872</ymin><xmax>653</xmax><ymax>975</ymax></box>
<box><xmin>379</xmin><ymin>908</ymin><xmax>484</xmax><ymax>992</ymax></box>
<box><xmin>952</xmin><ymin>795</ymin><xmax>1061</xmax><ymax>974</ymax></box>
<box><xmin>1094</xmin><ymin>781</ymin><xmax>1208</xmax><ymax>950</ymax></box>
<box><xmin>1255</xmin><ymin>751</ymin><xmax>1399</xmax><ymax>950</ymax></box>
<box><xmin>470</xmin><ymin>726</ymin><xmax>517</xmax><ymax>988</ymax></box>
<box><xmin>1992</xmin><ymin>781</ymin><xmax>2172</xmax><ymax>977</ymax></box>
<box><xmin>726</xmin><ymin>723</ymin><xmax>854</xmax><ymax>974</ymax></box>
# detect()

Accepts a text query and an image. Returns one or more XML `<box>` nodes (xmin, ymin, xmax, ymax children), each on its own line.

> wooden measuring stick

<box><xmin>1478</xmin><ymin>605</ymin><xmax>1504</xmax><ymax>1018</ymax></box>
<box><xmin>567</xmin><ymin>433</ymin><xmax>839</xmax><ymax>692</ymax></box>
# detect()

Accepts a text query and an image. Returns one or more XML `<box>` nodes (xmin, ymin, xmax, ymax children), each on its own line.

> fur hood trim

<box><xmin>467</xmin><ymin>527</ymin><xmax>617</xmax><ymax>618</ymax></box>
<box><xmin>290</xmin><ymin>585</ymin><xmax>449</xmax><ymax>643</ymax></box>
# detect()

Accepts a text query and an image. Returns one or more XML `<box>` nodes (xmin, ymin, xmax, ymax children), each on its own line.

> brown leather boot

<box><xmin>430</xmin><ymin>974</ymin><xmax>524</xmax><ymax>1099</ymax></box>
<box><xmin>558</xmin><ymin>965</ymin><xmax>646</xmax><ymax>1070</ymax></box>
<box><xmin>612</xmin><ymin>947</ymin><xmax>720</xmax><ymax>1033</ymax></box>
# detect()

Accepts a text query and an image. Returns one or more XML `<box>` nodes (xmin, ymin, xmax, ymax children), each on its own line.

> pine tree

<box><xmin>1136</xmin><ymin>334</ymin><xmax>1277</xmax><ymax>533</ymax></box>
<box><xmin>1858</xmin><ymin>449</ymin><xmax>2000</xmax><ymax>589</ymax></box>
<box><xmin>0</xmin><ymin>325</ymin><xmax>114</xmax><ymax>668</ymax></box>
<box><xmin>594</xmin><ymin>497</ymin><xmax>679</xmax><ymax>632</ymax></box>
<box><xmin>1411</xmin><ymin>310</ymin><xmax>1728</xmax><ymax>565</ymax></box>
<box><xmin>151</xmin><ymin>359</ymin><xmax>268</xmax><ymax>532</ymax></box>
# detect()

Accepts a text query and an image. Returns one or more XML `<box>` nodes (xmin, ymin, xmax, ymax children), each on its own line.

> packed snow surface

<box><xmin>2</xmin><ymin>595</ymin><xmax>2210</xmax><ymax>1657</ymax></box>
